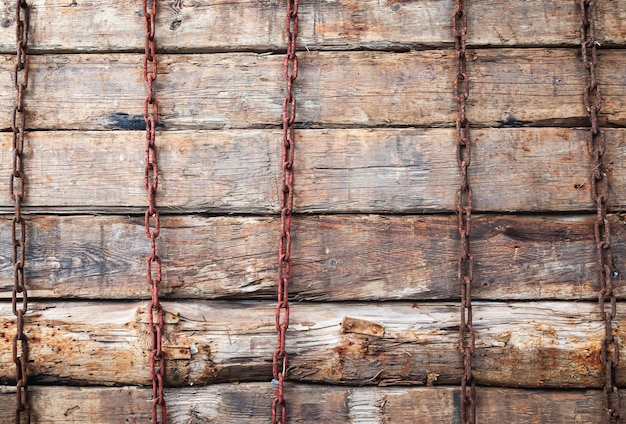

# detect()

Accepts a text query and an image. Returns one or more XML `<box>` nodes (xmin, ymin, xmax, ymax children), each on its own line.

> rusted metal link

<box><xmin>579</xmin><ymin>1</ymin><xmax>621</xmax><ymax>422</ymax></box>
<box><xmin>143</xmin><ymin>0</ymin><xmax>166</xmax><ymax>423</ymax></box>
<box><xmin>453</xmin><ymin>1</ymin><xmax>476</xmax><ymax>423</ymax></box>
<box><xmin>12</xmin><ymin>1</ymin><xmax>30</xmax><ymax>423</ymax></box>
<box><xmin>272</xmin><ymin>1</ymin><xmax>298</xmax><ymax>423</ymax></box>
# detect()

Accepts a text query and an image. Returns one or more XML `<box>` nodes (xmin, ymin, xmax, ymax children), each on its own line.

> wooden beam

<box><xmin>0</xmin><ymin>214</ymin><xmax>623</xmax><ymax>301</ymax></box>
<box><xmin>0</xmin><ymin>384</ymin><xmax>622</xmax><ymax>423</ymax></box>
<box><xmin>1</xmin><ymin>50</ymin><xmax>625</xmax><ymax>130</ymax></box>
<box><xmin>0</xmin><ymin>300</ymin><xmax>620</xmax><ymax>388</ymax></box>
<box><xmin>0</xmin><ymin>1</ymin><xmax>625</xmax><ymax>53</ymax></box>
<box><xmin>0</xmin><ymin>128</ymin><xmax>623</xmax><ymax>213</ymax></box>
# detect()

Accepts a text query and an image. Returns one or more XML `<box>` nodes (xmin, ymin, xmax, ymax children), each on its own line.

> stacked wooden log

<box><xmin>0</xmin><ymin>1</ymin><xmax>625</xmax><ymax>422</ymax></box>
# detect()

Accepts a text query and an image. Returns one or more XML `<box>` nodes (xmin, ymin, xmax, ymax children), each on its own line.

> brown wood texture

<box><xmin>0</xmin><ymin>300</ymin><xmax>622</xmax><ymax>388</ymax></box>
<box><xmin>0</xmin><ymin>384</ymin><xmax>624</xmax><ymax>423</ymax></box>
<box><xmin>0</xmin><ymin>0</ymin><xmax>625</xmax><ymax>53</ymax></box>
<box><xmin>1</xmin><ymin>50</ymin><xmax>626</xmax><ymax>130</ymax></box>
<box><xmin>0</xmin><ymin>214</ymin><xmax>624</xmax><ymax>301</ymax></box>
<box><xmin>0</xmin><ymin>0</ymin><xmax>622</xmax><ymax>422</ymax></box>
<box><xmin>0</xmin><ymin>128</ymin><xmax>624</xmax><ymax>213</ymax></box>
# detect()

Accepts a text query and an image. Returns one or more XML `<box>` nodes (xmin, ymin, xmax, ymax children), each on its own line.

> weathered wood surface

<box><xmin>1</xmin><ymin>1</ymin><xmax>625</xmax><ymax>53</ymax></box>
<box><xmin>0</xmin><ymin>384</ymin><xmax>624</xmax><ymax>423</ymax></box>
<box><xmin>0</xmin><ymin>300</ymin><xmax>622</xmax><ymax>388</ymax></box>
<box><xmin>1</xmin><ymin>50</ymin><xmax>626</xmax><ymax>130</ymax></box>
<box><xmin>0</xmin><ymin>128</ymin><xmax>624</xmax><ymax>213</ymax></box>
<box><xmin>0</xmin><ymin>214</ymin><xmax>624</xmax><ymax>301</ymax></box>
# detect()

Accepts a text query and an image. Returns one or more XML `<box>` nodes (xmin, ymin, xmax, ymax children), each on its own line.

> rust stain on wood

<box><xmin>163</xmin><ymin>346</ymin><xmax>191</xmax><ymax>360</ymax></box>
<box><xmin>133</xmin><ymin>308</ymin><xmax>180</xmax><ymax>324</ymax></box>
<box><xmin>341</xmin><ymin>317</ymin><xmax>385</xmax><ymax>337</ymax></box>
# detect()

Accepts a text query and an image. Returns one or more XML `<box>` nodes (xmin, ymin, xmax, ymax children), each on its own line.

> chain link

<box><xmin>453</xmin><ymin>1</ymin><xmax>476</xmax><ymax>423</ymax></box>
<box><xmin>11</xmin><ymin>1</ymin><xmax>31</xmax><ymax>423</ymax></box>
<box><xmin>272</xmin><ymin>1</ymin><xmax>298</xmax><ymax>423</ymax></box>
<box><xmin>143</xmin><ymin>1</ymin><xmax>166</xmax><ymax>422</ymax></box>
<box><xmin>579</xmin><ymin>1</ymin><xmax>621</xmax><ymax>422</ymax></box>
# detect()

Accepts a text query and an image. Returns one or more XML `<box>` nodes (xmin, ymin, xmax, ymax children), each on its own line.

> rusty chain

<box><xmin>143</xmin><ymin>0</ymin><xmax>166</xmax><ymax>422</ymax></box>
<box><xmin>579</xmin><ymin>1</ymin><xmax>621</xmax><ymax>422</ymax></box>
<box><xmin>453</xmin><ymin>1</ymin><xmax>476</xmax><ymax>423</ymax></box>
<box><xmin>272</xmin><ymin>1</ymin><xmax>298</xmax><ymax>423</ymax></box>
<box><xmin>11</xmin><ymin>1</ymin><xmax>31</xmax><ymax>423</ymax></box>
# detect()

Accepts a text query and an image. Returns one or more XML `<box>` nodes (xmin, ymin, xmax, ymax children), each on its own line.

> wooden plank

<box><xmin>0</xmin><ymin>128</ymin><xmax>624</xmax><ymax>212</ymax></box>
<box><xmin>1</xmin><ymin>1</ymin><xmax>625</xmax><ymax>53</ymax></box>
<box><xmin>0</xmin><ymin>214</ymin><xmax>624</xmax><ymax>301</ymax></box>
<box><xmin>0</xmin><ymin>130</ymin><xmax>279</xmax><ymax>213</ymax></box>
<box><xmin>0</xmin><ymin>384</ymin><xmax>622</xmax><ymax>423</ymax></box>
<box><xmin>0</xmin><ymin>300</ymin><xmax>621</xmax><ymax>388</ymax></box>
<box><xmin>1</xmin><ymin>50</ymin><xmax>625</xmax><ymax>130</ymax></box>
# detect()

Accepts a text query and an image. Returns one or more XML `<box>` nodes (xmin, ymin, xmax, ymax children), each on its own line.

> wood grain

<box><xmin>0</xmin><ymin>300</ymin><xmax>621</xmax><ymax>388</ymax></box>
<box><xmin>1</xmin><ymin>1</ymin><xmax>625</xmax><ymax>53</ymax></box>
<box><xmin>0</xmin><ymin>384</ymin><xmax>623</xmax><ymax>423</ymax></box>
<box><xmin>0</xmin><ymin>1</ymin><xmax>622</xmax><ymax>419</ymax></box>
<box><xmin>1</xmin><ymin>50</ymin><xmax>625</xmax><ymax>130</ymax></box>
<box><xmin>0</xmin><ymin>128</ymin><xmax>624</xmax><ymax>213</ymax></box>
<box><xmin>0</xmin><ymin>214</ymin><xmax>624</xmax><ymax>301</ymax></box>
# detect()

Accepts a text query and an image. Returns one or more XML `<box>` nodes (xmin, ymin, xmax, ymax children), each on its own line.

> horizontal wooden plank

<box><xmin>0</xmin><ymin>128</ymin><xmax>624</xmax><ymax>213</ymax></box>
<box><xmin>0</xmin><ymin>300</ymin><xmax>621</xmax><ymax>388</ymax></box>
<box><xmin>0</xmin><ymin>214</ymin><xmax>624</xmax><ymax>301</ymax></box>
<box><xmin>1</xmin><ymin>1</ymin><xmax>625</xmax><ymax>53</ymax></box>
<box><xmin>1</xmin><ymin>50</ymin><xmax>625</xmax><ymax>129</ymax></box>
<box><xmin>0</xmin><ymin>384</ymin><xmax>622</xmax><ymax>423</ymax></box>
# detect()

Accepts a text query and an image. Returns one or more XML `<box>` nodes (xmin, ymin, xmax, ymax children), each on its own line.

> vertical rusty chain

<box><xmin>579</xmin><ymin>1</ymin><xmax>621</xmax><ymax>422</ymax></box>
<box><xmin>272</xmin><ymin>1</ymin><xmax>298</xmax><ymax>423</ymax></box>
<box><xmin>143</xmin><ymin>0</ymin><xmax>166</xmax><ymax>422</ymax></box>
<box><xmin>453</xmin><ymin>1</ymin><xmax>476</xmax><ymax>423</ymax></box>
<box><xmin>11</xmin><ymin>1</ymin><xmax>31</xmax><ymax>423</ymax></box>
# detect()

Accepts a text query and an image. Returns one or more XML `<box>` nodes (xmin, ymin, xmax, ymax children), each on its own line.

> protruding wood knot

<box><xmin>425</xmin><ymin>370</ymin><xmax>439</xmax><ymax>386</ymax></box>
<box><xmin>341</xmin><ymin>317</ymin><xmax>385</xmax><ymax>338</ymax></box>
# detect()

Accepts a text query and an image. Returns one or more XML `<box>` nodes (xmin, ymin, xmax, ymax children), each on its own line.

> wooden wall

<box><xmin>1</xmin><ymin>0</ymin><xmax>626</xmax><ymax>422</ymax></box>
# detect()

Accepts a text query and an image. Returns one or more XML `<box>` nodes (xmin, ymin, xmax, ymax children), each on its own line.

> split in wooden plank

<box><xmin>0</xmin><ymin>384</ymin><xmax>623</xmax><ymax>423</ymax></box>
<box><xmin>0</xmin><ymin>128</ymin><xmax>624</xmax><ymax>213</ymax></box>
<box><xmin>0</xmin><ymin>214</ymin><xmax>624</xmax><ymax>302</ymax></box>
<box><xmin>1</xmin><ymin>50</ymin><xmax>625</xmax><ymax>130</ymax></box>
<box><xmin>0</xmin><ymin>300</ymin><xmax>622</xmax><ymax>388</ymax></box>
<box><xmin>1</xmin><ymin>1</ymin><xmax>625</xmax><ymax>53</ymax></box>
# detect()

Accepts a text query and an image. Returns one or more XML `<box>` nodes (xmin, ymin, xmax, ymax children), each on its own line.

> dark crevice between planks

<box><xmin>2</xmin><ymin>43</ymin><xmax>626</xmax><ymax>56</ymax></box>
